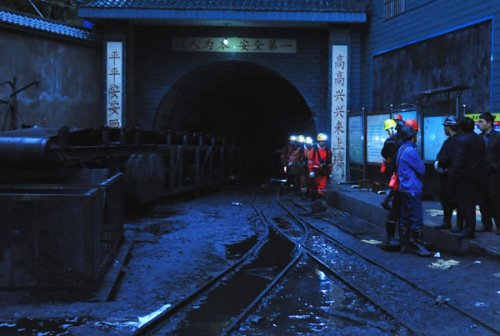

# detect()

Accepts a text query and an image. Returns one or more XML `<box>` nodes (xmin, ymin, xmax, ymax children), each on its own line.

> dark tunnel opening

<box><xmin>153</xmin><ymin>61</ymin><xmax>316</xmax><ymax>184</ymax></box>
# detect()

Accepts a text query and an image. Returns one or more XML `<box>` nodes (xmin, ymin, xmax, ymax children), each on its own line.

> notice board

<box><xmin>348</xmin><ymin>115</ymin><xmax>364</xmax><ymax>164</ymax></box>
<box><xmin>423</xmin><ymin>116</ymin><xmax>447</xmax><ymax>161</ymax></box>
<box><xmin>366</xmin><ymin>114</ymin><xmax>390</xmax><ymax>163</ymax></box>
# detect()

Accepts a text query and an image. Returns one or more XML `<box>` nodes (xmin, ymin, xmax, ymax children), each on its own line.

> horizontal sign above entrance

<box><xmin>172</xmin><ymin>37</ymin><xmax>296</xmax><ymax>53</ymax></box>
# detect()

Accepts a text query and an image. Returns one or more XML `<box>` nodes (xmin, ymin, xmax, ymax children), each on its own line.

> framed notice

<box><xmin>348</xmin><ymin>115</ymin><xmax>363</xmax><ymax>164</ymax></box>
<box><xmin>423</xmin><ymin>116</ymin><xmax>447</xmax><ymax>161</ymax></box>
<box><xmin>366</xmin><ymin>114</ymin><xmax>391</xmax><ymax>163</ymax></box>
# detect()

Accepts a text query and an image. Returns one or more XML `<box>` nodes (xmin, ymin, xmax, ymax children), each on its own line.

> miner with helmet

<box><xmin>449</xmin><ymin>117</ymin><xmax>486</xmax><ymax>239</ymax></box>
<box><xmin>281</xmin><ymin>135</ymin><xmax>299</xmax><ymax>188</ymax></box>
<box><xmin>434</xmin><ymin>115</ymin><xmax>462</xmax><ymax>231</ymax></box>
<box><xmin>380</xmin><ymin>118</ymin><xmax>403</xmax><ymax>248</ymax></box>
<box><xmin>396</xmin><ymin>124</ymin><xmax>432</xmax><ymax>256</ymax></box>
<box><xmin>393</xmin><ymin>114</ymin><xmax>405</xmax><ymax>132</ymax></box>
<box><xmin>477</xmin><ymin>112</ymin><xmax>500</xmax><ymax>235</ymax></box>
<box><xmin>308</xmin><ymin>133</ymin><xmax>332</xmax><ymax>203</ymax></box>
<box><xmin>288</xmin><ymin>135</ymin><xmax>310</xmax><ymax>198</ymax></box>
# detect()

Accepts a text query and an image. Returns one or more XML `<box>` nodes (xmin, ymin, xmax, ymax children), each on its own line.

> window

<box><xmin>384</xmin><ymin>0</ymin><xmax>406</xmax><ymax>19</ymax></box>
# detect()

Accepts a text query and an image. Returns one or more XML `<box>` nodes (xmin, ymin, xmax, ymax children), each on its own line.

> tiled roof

<box><xmin>0</xmin><ymin>8</ymin><xmax>94</xmax><ymax>41</ymax></box>
<box><xmin>82</xmin><ymin>0</ymin><xmax>369</xmax><ymax>13</ymax></box>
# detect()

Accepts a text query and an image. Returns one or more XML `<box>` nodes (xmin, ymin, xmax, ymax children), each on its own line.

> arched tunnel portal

<box><xmin>153</xmin><ymin>61</ymin><xmax>316</xmax><ymax>183</ymax></box>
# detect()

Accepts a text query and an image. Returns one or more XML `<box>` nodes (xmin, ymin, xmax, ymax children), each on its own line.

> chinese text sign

<box><xmin>331</xmin><ymin>45</ymin><xmax>348</xmax><ymax>182</ymax></box>
<box><xmin>106</xmin><ymin>42</ymin><xmax>123</xmax><ymax>128</ymax></box>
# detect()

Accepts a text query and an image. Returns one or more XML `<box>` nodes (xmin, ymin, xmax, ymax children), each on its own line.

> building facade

<box><xmin>77</xmin><ymin>0</ymin><xmax>500</xmax><ymax>185</ymax></box>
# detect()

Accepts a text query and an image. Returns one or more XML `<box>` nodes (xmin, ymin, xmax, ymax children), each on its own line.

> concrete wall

<box><xmin>0</xmin><ymin>25</ymin><xmax>103</xmax><ymax>130</ymax></box>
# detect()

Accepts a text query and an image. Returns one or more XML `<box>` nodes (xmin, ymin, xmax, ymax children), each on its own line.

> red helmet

<box><xmin>392</xmin><ymin>114</ymin><xmax>403</xmax><ymax>121</ymax></box>
<box><xmin>405</xmin><ymin>119</ymin><xmax>419</xmax><ymax>130</ymax></box>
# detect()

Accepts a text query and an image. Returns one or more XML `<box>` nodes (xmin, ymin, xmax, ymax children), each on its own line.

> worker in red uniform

<box><xmin>289</xmin><ymin>135</ymin><xmax>310</xmax><ymax>199</ymax></box>
<box><xmin>281</xmin><ymin>135</ymin><xmax>298</xmax><ymax>187</ymax></box>
<box><xmin>308</xmin><ymin>133</ymin><xmax>333</xmax><ymax>201</ymax></box>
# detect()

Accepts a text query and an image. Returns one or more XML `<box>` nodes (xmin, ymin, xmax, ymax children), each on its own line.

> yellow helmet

<box><xmin>317</xmin><ymin>133</ymin><xmax>328</xmax><ymax>141</ymax></box>
<box><xmin>304</xmin><ymin>136</ymin><xmax>313</xmax><ymax>145</ymax></box>
<box><xmin>384</xmin><ymin>119</ymin><xmax>397</xmax><ymax>130</ymax></box>
<box><xmin>296</xmin><ymin>135</ymin><xmax>305</xmax><ymax>143</ymax></box>
<box><xmin>289</xmin><ymin>135</ymin><xmax>297</xmax><ymax>141</ymax></box>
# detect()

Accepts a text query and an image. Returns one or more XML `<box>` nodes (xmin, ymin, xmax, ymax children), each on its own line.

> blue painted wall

<box><xmin>361</xmin><ymin>0</ymin><xmax>500</xmax><ymax>114</ymax></box>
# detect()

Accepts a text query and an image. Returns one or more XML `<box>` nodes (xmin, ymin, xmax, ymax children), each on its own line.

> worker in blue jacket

<box><xmin>397</xmin><ymin>124</ymin><xmax>432</xmax><ymax>257</ymax></box>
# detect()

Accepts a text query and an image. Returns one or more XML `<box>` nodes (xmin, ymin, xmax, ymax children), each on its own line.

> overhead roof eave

<box><xmin>78</xmin><ymin>8</ymin><xmax>367</xmax><ymax>25</ymax></box>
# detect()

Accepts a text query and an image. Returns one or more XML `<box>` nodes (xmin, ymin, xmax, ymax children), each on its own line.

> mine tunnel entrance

<box><xmin>153</xmin><ymin>61</ymin><xmax>316</xmax><ymax>184</ymax></box>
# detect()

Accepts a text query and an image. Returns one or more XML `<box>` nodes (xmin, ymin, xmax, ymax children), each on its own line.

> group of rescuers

<box><xmin>380</xmin><ymin>112</ymin><xmax>500</xmax><ymax>257</ymax></box>
<box><xmin>280</xmin><ymin>133</ymin><xmax>333</xmax><ymax>206</ymax></box>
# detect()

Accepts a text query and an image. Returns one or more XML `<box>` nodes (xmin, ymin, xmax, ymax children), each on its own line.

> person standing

<box><xmin>396</xmin><ymin>125</ymin><xmax>432</xmax><ymax>256</ymax></box>
<box><xmin>281</xmin><ymin>135</ymin><xmax>298</xmax><ymax>187</ymax></box>
<box><xmin>380</xmin><ymin>119</ymin><xmax>402</xmax><ymax>248</ymax></box>
<box><xmin>308</xmin><ymin>133</ymin><xmax>332</xmax><ymax>202</ymax></box>
<box><xmin>434</xmin><ymin>115</ymin><xmax>461</xmax><ymax>230</ymax></box>
<box><xmin>477</xmin><ymin>112</ymin><xmax>500</xmax><ymax>235</ymax></box>
<box><xmin>449</xmin><ymin>117</ymin><xmax>486</xmax><ymax>239</ymax></box>
<box><xmin>288</xmin><ymin>135</ymin><xmax>310</xmax><ymax>199</ymax></box>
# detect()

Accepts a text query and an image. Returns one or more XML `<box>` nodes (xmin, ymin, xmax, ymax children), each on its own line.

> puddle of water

<box><xmin>167</xmin><ymin>230</ymin><xmax>294</xmax><ymax>335</ymax></box>
<box><xmin>224</xmin><ymin>235</ymin><xmax>258</xmax><ymax>260</ymax></box>
<box><xmin>236</xmin><ymin>257</ymin><xmax>403</xmax><ymax>335</ymax></box>
<box><xmin>0</xmin><ymin>317</ymin><xmax>86</xmax><ymax>335</ymax></box>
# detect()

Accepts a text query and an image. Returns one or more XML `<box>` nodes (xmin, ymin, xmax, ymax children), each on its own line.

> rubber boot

<box><xmin>318</xmin><ymin>193</ymin><xmax>327</xmax><ymax>208</ymax></box>
<box><xmin>399</xmin><ymin>226</ymin><xmax>412</xmax><ymax>254</ymax></box>
<box><xmin>411</xmin><ymin>230</ymin><xmax>432</xmax><ymax>257</ymax></box>
<box><xmin>385</xmin><ymin>220</ymin><xmax>399</xmax><ymax>247</ymax></box>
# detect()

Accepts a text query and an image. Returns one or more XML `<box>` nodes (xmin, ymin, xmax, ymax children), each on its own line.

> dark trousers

<box><xmin>481</xmin><ymin>172</ymin><xmax>500</xmax><ymax>228</ymax></box>
<box><xmin>440</xmin><ymin>174</ymin><xmax>456</xmax><ymax>226</ymax></box>
<box><xmin>479</xmin><ymin>175</ymin><xmax>493</xmax><ymax>228</ymax></box>
<box><xmin>399</xmin><ymin>191</ymin><xmax>423</xmax><ymax>231</ymax></box>
<box><xmin>388</xmin><ymin>190</ymin><xmax>401</xmax><ymax>222</ymax></box>
<box><xmin>454</xmin><ymin>178</ymin><xmax>480</xmax><ymax>235</ymax></box>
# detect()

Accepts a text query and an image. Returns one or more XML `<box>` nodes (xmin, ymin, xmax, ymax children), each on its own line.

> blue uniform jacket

<box><xmin>397</xmin><ymin>141</ymin><xmax>425</xmax><ymax>193</ymax></box>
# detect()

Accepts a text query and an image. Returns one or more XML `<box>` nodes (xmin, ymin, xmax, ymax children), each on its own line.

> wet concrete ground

<box><xmin>0</xmin><ymin>185</ymin><xmax>499</xmax><ymax>335</ymax></box>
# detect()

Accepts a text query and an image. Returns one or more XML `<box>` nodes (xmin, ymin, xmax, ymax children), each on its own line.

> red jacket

<box><xmin>308</xmin><ymin>145</ymin><xmax>333</xmax><ymax>175</ymax></box>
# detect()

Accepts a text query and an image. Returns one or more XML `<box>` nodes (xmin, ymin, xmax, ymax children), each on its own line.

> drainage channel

<box><xmin>236</xmin><ymin>254</ymin><xmax>409</xmax><ymax>335</ymax></box>
<box><xmin>138</xmin><ymin>227</ymin><xmax>297</xmax><ymax>335</ymax></box>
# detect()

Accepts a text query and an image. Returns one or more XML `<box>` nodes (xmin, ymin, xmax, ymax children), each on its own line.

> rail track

<box><xmin>131</xmin><ymin>186</ymin><xmax>500</xmax><ymax>336</ymax></box>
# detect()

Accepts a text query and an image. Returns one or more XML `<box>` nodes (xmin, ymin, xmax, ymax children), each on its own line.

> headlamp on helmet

<box><xmin>317</xmin><ymin>133</ymin><xmax>328</xmax><ymax>141</ymax></box>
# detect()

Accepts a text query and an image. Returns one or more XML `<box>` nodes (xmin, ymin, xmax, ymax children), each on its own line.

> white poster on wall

<box><xmin>106</xmin><ymin>42</ymin><xmax>123</xmax><ymax>128</ymax></box>
<box><xmin>348</xmin><ymin>115</ymin><xmax>364</xmax><ymax>164</ymax></box>
<box><xmin>331</xmin><ymin>45</ymin><xmax>348</xmax><ymax>182</ymax></box>
<box><xmin>366</xmin><ymin>114</ymin><xmax>391</xmax><ymax>163</ymax></box>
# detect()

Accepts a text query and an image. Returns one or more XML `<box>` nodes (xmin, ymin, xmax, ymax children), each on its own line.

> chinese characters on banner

<box><xmin>331</xmin><ymin>45</ymin><xmax>348</xmax><ymax>182</ymax></box>
<box><xmin>172</xmin><ymin>37</ymin><xmax>296</xmax><ymax>53</ymax></box>
<box><xmin>106</xmin><ymin>42</ymin><xmax>123</xmax><ymax>128</ymax></box>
